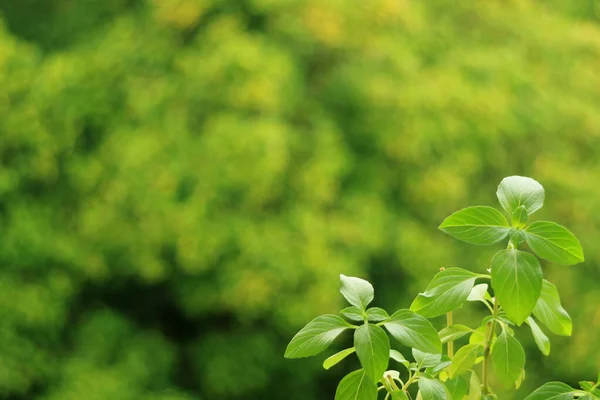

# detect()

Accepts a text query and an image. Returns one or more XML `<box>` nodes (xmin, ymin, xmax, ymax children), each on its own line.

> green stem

<box><xmin>482</xmin><ymin>297</ymin><xmax>499</xmax><ymax>395</ymax></box>
<box><xmin>446</xmin><ymin>311</ymin><xmax>454</xmax><ymax>358</ymax></box>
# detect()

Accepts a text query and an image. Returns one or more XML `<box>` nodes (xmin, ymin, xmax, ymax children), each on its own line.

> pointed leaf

<box><xmin>410</xmin><ymin>268</ymin><xmax>480</xmax><ymax>318</ymax></box>
<box><xmin>323</xmin><ymin>347</ymin><xmax>356</xmax><ymax>370</ymax></box>
<box><xmin>491</xmin><ymin>330</ymin><xmax>525</xmax><ymax>388</ymax></box>
<box><xmin>465</xmin><ymin>371</ymin><xmax>482</xmax><ymax>400</ymax></box>
<box><xmin>491</xmin><ymin>249</ymin><xmax>542</xmax><ymax>325</ymax></box>
<box><xmin>383</xmin><ymin>310</ymin><xmax>442</xmax><ymax>354</ymax></box>
<box><xmin>448</xmin><ymin>344</ymin><xmax>482</xmax><ymax>378</ymax></box>
<box><xmin>366</xmin><ymin>307</ymin><xmax>389</xmax><ymax>322</ymax></box>
<box><xmin>340</xmin><ymin>275</ymin><xmax>375</xmax><ymax>310</ymax></box>
<box><xmin>354</xmin><ymin>324</ymin><xmax>390</xmax><ymax>383</ymax></box>
<box><xmin>445</xmin><ymin>375</ymin><xmax>468</xmax><ymax>400</ymax></box>
<box><xmin>525</xmin><ymin>382</ymin><xmax>578</xmax><ymax>400</ymax></box>
<box><xmin>496</xmin><ymin>176</ymin><xmax>544</xmax><ymax>215</ymax></box>
<box><xmin>525</xmin><ymin>317</ymin><xmax>550</xmax><ymax>356</ymax></box>
<box><xmin>467</xmin><ymin>283</ymin><xmax>490</xmax><ymax>303</ymax></box>
<box><xmin>285</xmin><ymin>315</ymin><xmax>352</xmax><ymax>358</ymax></box>
<box><xmin>439</xmin><ymin>325</ymin><xmax>474</xmax><ymax>344</ymax></box>
<box><xmin>335</xmin><ymin>369</ymin><xmax>378</xmax><ymax>400</ymax></box>
<box><xmin>391</xmin><ymin>390</ymin><xmax>410</xmax><ymax>400</ymax></box>
<box><xmin>389</xmin><ymin>350</ymin><xmax>409</xmax><ymax>366</ymax></box>
<box><xmin>418</xmin><ymin>377</ymin><xmax>448</xmax><ymax>400</ymax></box>
<box><xmin>439</xmin><ymin>206</ymin><xmax>510</xmax><ymax>245</ymax></box>
<box><xmin>412</xmin><ymin>348</ymin><xmax>442</xmax><ymax>368</ymax></box>
<box><xmin>525</xmin><ymin>221</ymin><xmax>584</xmax><ymax>265</ymax></box>
<box><xmin>340</xmin><ymin>306</ymin><xmax>364</xmax><ymax>322</ymax></box>
<box><xmin>533</xmin><ymin>280</ymin><xmax>572</xmax><ymax>336</ymax></box>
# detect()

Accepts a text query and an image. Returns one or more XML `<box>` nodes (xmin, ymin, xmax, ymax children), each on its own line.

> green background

<box><xmin>0</xmin><ymin>0</ymin><xmax>599</xmax><ymax>398</ymax></box>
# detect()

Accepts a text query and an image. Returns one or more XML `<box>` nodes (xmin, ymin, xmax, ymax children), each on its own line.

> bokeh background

<box><xmin>0</xmin><ymin>0</ymin><xmax>599</xmax><ymax>399</ymax></box>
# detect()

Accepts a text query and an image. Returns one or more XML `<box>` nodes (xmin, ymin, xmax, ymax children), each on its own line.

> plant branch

<box><xmin>446</xmin><ymin>311</ymin><xmax>454</xmax><ymax>358</ymax></box>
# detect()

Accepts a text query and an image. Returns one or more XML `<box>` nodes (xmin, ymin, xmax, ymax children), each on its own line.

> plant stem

<box><xmin>446</xmin><ymin>311</ymin><xmax>454</xmax><ymax>358</ymax></box>
<box><xmin>482</xmin><ymin>297</ymin><xmax>499</xmax><ymax>395</ymax></box>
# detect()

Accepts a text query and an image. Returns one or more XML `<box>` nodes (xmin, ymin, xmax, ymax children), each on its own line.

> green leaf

<box><xmin>391</xmin><ymin>391</ymin><xmax>410</xmax><ymax>400</ymax></box>
<box><xmin>285</xmin><ymin>315</ymin><xmax>352</xmax><ymax>358</ymax></box>
<box><xmin>389</xmin><ymin>350</ymin><xmax>409</xmax><ymax>366</ymax></box>
<box><xmin>469</xmin><ymin>325</ymin><xmax>487</xmax><ymax>345</ymax></box>
<box><xmin>525</xmin><ymin>382</ymin><xmax>578</xmax><ymax>400</ymax></box>
<box><xmin>465</xmin><ymin>371</ymin><xmax>482</xmax><ymax>400</ymax></box>
<box><xmin>334</xmin><ymin>369</ymin><xmax>378</xmax><ymax>400</ymax></box>
<box><xmin>418</xmin><ymin>377</ymin><xmax>448</xmax><ymax>400</ymax></box>
<box><xmin>366</xmin><ymin>307</ymin><xmax>389</xmax><ymax>322</ymax></box>
<box><xmin>439</xmin><ymin>325</ymin><xmax>473</xmax><ymax>344</ymax></box>
<box><xmin>340</xmin><ymin>306</ymin><xmax>364</xmax><ymax>322</ymax></box>
<box><xmin>515</xmin><ymin>368</ymin><xmax>526</xmax><ymax>389</ymax></box>
<box><xmin>323</xmin><ymin>347</ymin><xmax>356</xmax><ymax>370</ymax></box>
<box><xmin>491</xmin><ymin>330</ymin><xmax>525</xmax><ymax>388</ymax></box>
<box><xmin>410</xmin><ymin>268</ymin><xmax>481</xmax><ymax>318</ymax></box>
<box><xmin>383</xmin><ymin>310</ymin><xmax>442</xmax><ymax>354</ymax></box>
<box><xmin>512</xmin><ymin>205</ymin><xmax>529</xmax><ymax>228</ymax></box>
<box><xmin>533</xmin><ymin>280</ymin><xmax>572</xmax><ymax>336</ymax></box>
<box><xmin>445</xmin><ymin>375</ymin><xmax>468</xmax><ymax>400</ymax></box>
<box><xmin>467</xmin><ymin>283</ymin><xmax>490</xmax><ymax>303</ymax></box>
<box><xmin>525</xmin><ymin>317</ymin><xmax>550</xmax><ymax>356</ymax></box>
<box><xmin>412</xmin><ymin>348</ymin><xmax>442</xmax><ymax>368</ymax></box>
<box><xmin>354</xmin><ymin>324</ymin><xmax>390</xmax><ymax>383</ymax></box>
<box><xmin>578</xmin><ymin>381</ymin><xmax>595</xmax><ymax>392</ymax></box>
<box><xmin>340</xmin><ymin>274</ymin><xmax>375</xmax><ymax>310</ymax></box>
<box><xmin>525</xmin><ymin>221</ymin><xmax>584</xmax><ymax>265</ymax></box>
<box><xmin>448</xmin><ymin>343</ymin><xmax>481</xmax><ymax>378</ymax></box>
<box><xmin>496</xmin><ymin>176</ymin><xmax>545</xmax><ymax>215</ymax></box>
<box><xmin>491</xmin><ymin>249</ymin><xmax>542</xmax><ymax>325</ymax></box>
<box><xmin>439</xmin><ymin>206</ymin><xmax>510</xmax><ymax>245</ymax></box>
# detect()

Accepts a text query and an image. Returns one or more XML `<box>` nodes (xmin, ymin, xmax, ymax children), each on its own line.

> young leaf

<box><xmin>383</xmin><ymin>310</ymin><xmax>442</xmax><ymax>354</ymax></box>
<box><xmin>524</xmin><ymin>382</ymin><xmax>578</xmax><ymax>400</ymax></box>
<box><xmin>340</xmin><ymin>306</ymin><xmax>365</xmax><ymax>322</ymax></box>
<box><xmin>354</xmin><ymin>324</ymin><xmax>390</xmax><ymax>383</ymax></box>
<box><xmin>448</xmin><ymin>344</ymin><xmax>481</xmax><ymax>378</ymax></box>
<box><xmin>533</xmin><ymin>280</ymin><xmax>572</xmax><ymax>336</ymax></box>
<box><xmin>418</xmin><ymin>377</ymin><xmax>448</xmax><ymax>400</ymax></box>
<box><xmin>524</xmin><ymin>221</ymin><xmax>584</xmax><ymax>265</ymax></box>
<box><xmin>323</xmin><ymin>347</ymin><xmax>356</xmax><ymax>370</ymax></box>
<box><xmin>285</xmin><ymin>315</ymin><xmax>352</xmax><ymax>358</ymax></box>
<box><xmin>491</xmin><ymin>249</ymin><xmax>542</xmax><ymax>325</ymax></box>
<box><xmin>467</xmin><ymin>283</ymin><xmax>490</xmax><ymax>303</ymax></box>
<box><xmin>525</xmin><ymin>317</ymin><xmax>550</xmax><ymax>356</ymax></box>
<box><xmin>465</xmin><ymin>371</ymin><xmax>482</xmax><ymax>400</ymax></box>
<box><xmin>439</xmin><ymin>325</ymin><xmax>473</xmax><ymax>344</ymax></box>
<box><xmin>491</xmin><ymin>330</ymin><xmax>525</xmax><ymax>388</ymax></box>
<box><xmin>366</xmin><ymin>307</ymin><xmax>389</xmax><ymax>322</ymax></box>
<box><xmin>334</xmin><ymin>369</ymin><xmax>378</xmax><ymax>400</ymax></box>
<box><xmin>512</xmin><ymin>205</ymin><xmax>529</xmax><ymax>227</ymax></box>
<box><xmin>496</xmin><ymin>176</ymin><xmax>545</xmax><ymax>215</ymax></box>
<box><xmin>438</xmin><ymin>206</ymin><xmax>510</xmax><ymax>245</ymax></box>
<box><xmin>389</xmin><ymin>349</ymin><xmax>409</xmax><ymax>366</ymax></box>
<box><xmin>412</xmin><ymin>348</ymin><xmax>442</xmax><ymax>368</ymax></box>
<box><xmin>469</xmin><ymin>325</ymin><xmax>487</xmax><ymax>345</ymax></box>
<box><xmin>410</xmin><ymin>268</ymin><xmax>480</xmax><ymax>318</ymax></box>
<box><xmin>391</xmin><ymin>391</ymin><xmax>410</xmax><ymax>400</ymax></box>
<box><xmin>340</xmin><ymin>275</ymin><xmax>375</xmax><ymax>311</ymax></box>
<box><xmin>445</xmin><ymin>375</ymin><xmax>468</xmax><ymax>400</ymax></box>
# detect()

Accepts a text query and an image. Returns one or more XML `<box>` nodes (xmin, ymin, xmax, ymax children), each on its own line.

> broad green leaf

<box><xmin>491</xmin><ymin>249</ymin><xmax>542</xmax><ymax>325</ymax></box>
<box><xmin>285</xmin><ymin>315</ymin><xmax>352</xmax><ymax>358</ymax></box>
<box><xmin>448</xmin><ymin>344</ymin><xmax>481</xmax><ymax>378</ymax></box>
<box><xmin>354</xmin><ymin>324</ymin><xmax>390</xmax><ymax>382</ymax></box>
<box><xmin>469</xmin><ymin>325</ymin><xmax>487</xmax><ymax>345</ymax></box>
<box><xmin>467</xmin><ymin>283</ymin><xmax>490</xmax><ymax>303</ymax></box>
<box><xmin>383</xmin><ymin>310</ymin><xmax>442</xmax><ymax>354</ymax></box>
<box><xmin>391</xmin><ymin>390</ymin><xmax>410</xmax><ymax>400</ymax></box>
<box><xmin>431</xmin><ymin>359</ymin><xmax>453</xmax><ymax>374</ymax></box>
<box><xmin>496</xmin><ymin>176</ymin><xmax>544</xmax><ymax>215</ymax></box>
<box><xmin>533</xmin><ymin>280</ymin><xmax>572</xmax><ymax>336</ymax></box>
<box><xmin>491</xmin><ymin>330</ymin><xmax>525</xmax><ymax>388</ymax></box>
<box><xmin>525</xmin><ymin>221</ymin><xmax>584</xmax><ymax>265</ymax></box>
<box><xmin>366</xmin><ymin>307</ymin><xmax>389</xmax><ymax>322</ymax></box>
<box><xmin>439</xmin><ymin>206</ymin><xmax>510</xmax><ymax>245</ymax></box>
<box><xmin>335</xmin><ymin>369</ymin><xmax>378</xmax><ymax>400</ymax></box>
<box><xmin>445</xmin><ymin>375</ymin><xmax>468</xmax><ymax>400</ymax></box>
<box><xmin>418</xmin><ymin>377</ymin><xmax>448</xmax><ymax>400</ymax></box>
<box><xmin>525</xmin><ymin>317</ymin><xmax>550</xmax><ymax>356</ymax></box>
<box><xmin>389</xmin><ymin>350</ymin><xmax>409</xmax><ymax>366</ymax></box>
<box><xmin>340</xmin><ymin>275</ymin><xmax>374</xmax><ymax>310</ymax></box>
<box><xmin>439</xmin><ymin>325</ymin><xmax>473</xmax><ymax>344</ymax></box>
<box><xmin>524</xmin><ymin>382</ymin><xmax>578</xmax><ymax>400</ymax></box>
<box><xmin>465</xmin><ymin>371</ymin><xmax>482</xmax><ymax>400</ymax></box>
<box><xmin>512</xmin><ymin>205</ymin><xmax>529</xmax><ymax>228</ymax></box>
<box><xmin>410</xmin><ymin>268</ymin><xmax>480</xmax><ymax>318</ymax></box>
<box><xmin>340</xmin><ymin>306</ymin><xmax>364</xmax><ymax>322</ymax></box>
<box><xmin>323</xmin><ymin>347</ymin><xmax>356</xmax><ymax>370</ymax></box>
<box><xmin>412</xmin><ymin>348</ymin><xmax>441</xmax><ymax>368</ymax></box>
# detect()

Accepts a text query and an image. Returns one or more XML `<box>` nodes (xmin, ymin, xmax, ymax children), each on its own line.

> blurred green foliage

<box><xmin>0</xmin><ymin>0</ymin><xmax>599</xmax><ymax>399</ymax></box>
